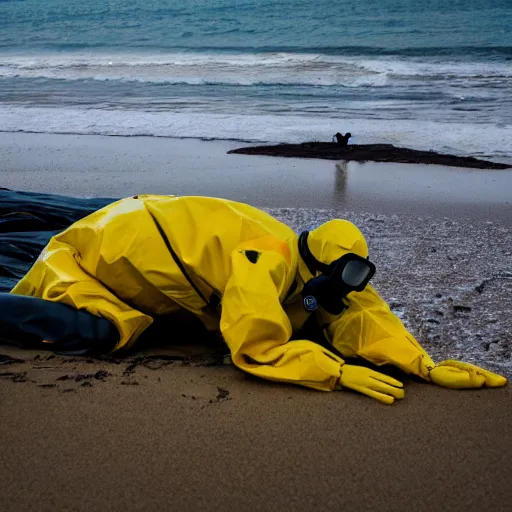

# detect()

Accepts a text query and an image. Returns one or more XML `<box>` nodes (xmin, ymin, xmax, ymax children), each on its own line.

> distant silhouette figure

<box><xmin>334</xmin><ymin>132</ymin><xmax>351</xmax><ymax>147</ymax></box>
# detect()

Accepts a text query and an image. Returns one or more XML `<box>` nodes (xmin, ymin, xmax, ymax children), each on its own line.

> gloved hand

<box><xmin>429</xmin><ymin>360</ymin><xmax>507</xmax><ymax>389</ymax></box>
<box><xmin>339</xmin><ymin>364</ymin><xmax>405</xmax><ymax>404</ymax></box>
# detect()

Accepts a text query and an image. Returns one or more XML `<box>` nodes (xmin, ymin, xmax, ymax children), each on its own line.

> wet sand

<box><xmin>1</xmin><ymin>132</ymin><xmax>512</xmax><ymax>224</ymax></box>
<box><xmin>1</xmin><ymin>132</ymin><xmax>512</xmax><ymax>511</ymax></box>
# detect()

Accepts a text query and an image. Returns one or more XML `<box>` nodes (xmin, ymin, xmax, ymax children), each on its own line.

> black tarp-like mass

<box><xmin>0</xmin><ymin>188</ymin><xmax>115</xmax><ymax>293</ymax></box>
<box><xmin>0</xmin><ymin>189</ymin><xmax>121</xmax><ymax>353</ymax></box>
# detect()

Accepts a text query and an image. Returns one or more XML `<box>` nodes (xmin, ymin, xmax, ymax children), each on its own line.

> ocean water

<box><xmin>1</xmin><ymin>0</ymin><xmax>511</xmax><ymax>160</ymax></box>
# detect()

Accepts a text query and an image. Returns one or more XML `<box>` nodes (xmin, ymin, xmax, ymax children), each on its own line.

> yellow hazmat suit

<box><xmin>11</xmin><ymin>195</ymin><xmax>507</xmax><ymax>403</ymax></box>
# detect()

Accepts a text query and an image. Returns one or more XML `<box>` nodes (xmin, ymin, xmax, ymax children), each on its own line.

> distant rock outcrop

<box><xmin>228</xmin><ymin>142</ymin><xmax>511</xmax><ymax>169</ymax></box>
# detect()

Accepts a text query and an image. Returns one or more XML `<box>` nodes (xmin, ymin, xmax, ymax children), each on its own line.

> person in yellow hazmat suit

<box><xmin>4</xmin><ymin>194</ymin><xmax>507</xmax><ymax>404</ymax></box>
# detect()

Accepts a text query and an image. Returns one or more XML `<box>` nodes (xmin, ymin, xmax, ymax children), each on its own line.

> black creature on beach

<box><xmin>334</xmin><ymin>132</ymin><xmax>352</xmax><ymax>147</ymax></box>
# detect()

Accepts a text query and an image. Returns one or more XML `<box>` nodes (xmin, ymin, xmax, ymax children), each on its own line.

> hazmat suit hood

<box><xmin>297</xmin><ymin>219</ymin><xmax>369</xmax><ymax>284</ymax></box>
<box><xmin>284</xmin><ymin>219</ymin><xmax>370</xmax><ymax>328</ymax></box>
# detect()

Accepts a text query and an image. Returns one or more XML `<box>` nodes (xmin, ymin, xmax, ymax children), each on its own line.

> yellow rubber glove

<box><xmin>429</xmin><ymin>360</ymin><xmax>508</xmax><ymax>389</ymax></box>
<box><xmin>339</xmin><ymin>365</ymin><xmax>405</xmax><ymax>405</ymax></box>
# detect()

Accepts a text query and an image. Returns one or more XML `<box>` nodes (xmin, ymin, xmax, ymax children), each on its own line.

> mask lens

<box><xmin>341</xmin><ymin>260</ymin><xmax>371</xmax><ymax>287</ymax></box>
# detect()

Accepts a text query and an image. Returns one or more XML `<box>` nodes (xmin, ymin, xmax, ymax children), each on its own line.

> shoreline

<box><xmin>3</xmin><ymin>130</ymin><xmax>511</xmax><ymax>166</ymax></box>
<box><xmin>2</xmin><ymin>132</ymin><xmax>512</xmax><ymax>225</ymax></box>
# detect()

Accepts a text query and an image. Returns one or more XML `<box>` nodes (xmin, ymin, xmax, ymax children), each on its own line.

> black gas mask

<box><xmin>298</xmin><ymin>231</ymin><xmax>376</xmax><ymax>315</ymax></box>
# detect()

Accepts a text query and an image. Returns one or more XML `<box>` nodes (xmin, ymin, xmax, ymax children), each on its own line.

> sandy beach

<box><xmin>3</xmin><ymin>0</ymin><xmax>512</xmax><ymax>508</ymax></box>
<box><xmin>1</xmin><ymin>132</ymin><xmax>512</xmax><ymax>511</ymax></box>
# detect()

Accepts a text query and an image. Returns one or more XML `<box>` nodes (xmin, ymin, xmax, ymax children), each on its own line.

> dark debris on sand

<box><xmin>228</xmin><ymin>142</ymin><xmax>511</xmax><ymax>169</ymax></box>
<box><xmin>0</xmin><ymin>354</ymin><xmax>25</xmax><ymax>366</ymax></box>
<box><xmin>55</xmin><ymin>370</ymin><xmax>110</xmax><ymax>382</ymax></box>
<box><xmin>210</xmin><ymin>386</ymin><xmax>231</xmax><ymax>403</ymax></box>
<box><xmin>0</xmin><ymin>371</ymin><xmax>29</xmax><ymax>383</ymax></box>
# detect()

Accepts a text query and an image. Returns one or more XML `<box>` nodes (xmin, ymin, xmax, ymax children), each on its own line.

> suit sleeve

<box><xmin>322</xmin><ymin>284</ymin><xmax>435</xmax><ymax>380</ymax></box>
<box><xmin>220</xmin><ymin>249</ymin><xmax>344</xmax><ymax>391</ymax></box>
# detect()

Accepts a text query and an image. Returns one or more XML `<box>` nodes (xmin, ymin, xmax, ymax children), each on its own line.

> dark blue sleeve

<box><xmin>0</xmin><ymin>293</ymin><xmax>119</xmax><ymax>355</ymax></box>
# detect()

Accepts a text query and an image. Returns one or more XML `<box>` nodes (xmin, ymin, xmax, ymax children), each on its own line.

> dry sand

<box><xmin>1</xmin><ymin>132</ymin><xmax>512</xmax><ymax>511</ymax></box>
